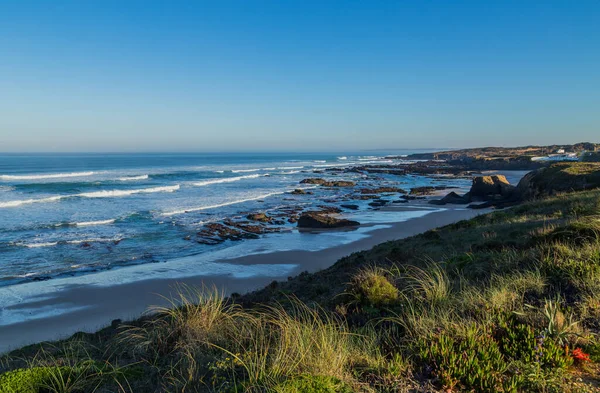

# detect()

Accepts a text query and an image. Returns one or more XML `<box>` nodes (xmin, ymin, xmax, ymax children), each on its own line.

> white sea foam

<box><xmin>0</xmin><ymin>171</ymin><xmax>94</xmax><ymax>180</ymax></box>
<box><xmin>22</xmin><ymin>237</ymin><xmax>122</xmax><ymax>248</ymax></box>
<box><xmin>280</xmin><ymin>170</ymin><xmax>301</xmax><ymax>174</ymax></box>
<box><xmin>78</xmin><ymin>185</ymin><xmax>180</xmax><ymax>198</ymax></box>
<box><xmin>358</xmin><ymin>156</ymin><xmax>379</xmax><ymax>161</ymax></box>
<box><xmin>337</xmin><ymin>156</ymin><xmax>348</xmax><ymax>160</ymax></box>
<box><xmin>0</xmin><ymin>196</ymin><xmax>64</xmax><ymax>208</ymax></box>
<box><xmin>162</xmin><ymin>191</ymin><xmax>286</xmax><ymax>216</ymax></box>
<box><xmin>231</xmin><ymin>168</ymin><xmax>261</xmax><ymax>173</ymax></box>
<box><xmin>118</xmin><ymin>175</ymin><xmax>149</xmax><ymax>181</ymax></box>
<box><xmin>231</xmin><ymin>167</ymin><xmax>275</xmax><ymax>173</ymax></box>
<box><xmin>74</xmin><ymin>219</ymin><xmax>116</xmax><ymax>227</ymax></box>
<box><xmin>313</xmin><ymin>160</ymin><xmax>327</xmax><ymax>163</ymax></box>
<box><xmin>277</xmin><ymin>166</ymin><xmax>304</xmax><ymax>170</ymax></box>
<box><xmin>193</xmin><ymin>174</ymin><xmax>263</xmax><ymax>187</ymax></box>
<box><xmin>0</xmin><ymin>185</ymin><xmax>180</xmax><ymax>208</ymax></box>
<box><xmin>312</xmin><ymin>163</ymin><xmax>350</xmax><ymax>168</ymax></box>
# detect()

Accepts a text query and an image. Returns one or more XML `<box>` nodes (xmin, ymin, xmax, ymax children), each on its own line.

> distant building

<box><xmin>556</xmin><ymin>148</ymin><xmax>565</xmax><ymax>154</ymax></box>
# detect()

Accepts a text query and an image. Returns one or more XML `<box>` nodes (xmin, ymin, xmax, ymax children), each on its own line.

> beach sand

<box><xmin>0</xmin><ymin>204</ymin><xmax>487</xmax><ymax>353</ymax></box>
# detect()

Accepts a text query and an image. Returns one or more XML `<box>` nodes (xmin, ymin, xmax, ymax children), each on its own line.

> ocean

<box><xmin>0</xmin><ymin>151</ymin><xmax>462</xmax><ymax>288</ymax></box>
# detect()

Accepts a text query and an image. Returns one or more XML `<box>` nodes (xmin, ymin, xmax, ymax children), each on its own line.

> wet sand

<box><xmin>0</xmin><ymin>205</ymin><xmax>487</xmax><ymax>353</ymax></box>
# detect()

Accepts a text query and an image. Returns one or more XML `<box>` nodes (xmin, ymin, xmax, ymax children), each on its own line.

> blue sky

<box><xmin>0</xmin><ymin>1</ymin><xmax>598</xmax><ymax>152</ymax></box>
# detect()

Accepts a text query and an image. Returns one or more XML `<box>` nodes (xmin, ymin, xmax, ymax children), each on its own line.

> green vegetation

<box><xmin>3</xmin><ymin>184</ymin><xmax>600</xmax><ymax>391</ymax></box>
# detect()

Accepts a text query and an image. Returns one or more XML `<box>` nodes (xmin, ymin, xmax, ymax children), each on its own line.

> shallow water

<box><xmin>0</xmin><ymin>151</ymin><xmax>464</xmax><ymax>286</ymax></box>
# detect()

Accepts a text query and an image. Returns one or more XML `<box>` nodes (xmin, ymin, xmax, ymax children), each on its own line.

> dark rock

<box><xmin>317</xmin><ymin>205</ymin><xmax>343</xmax><ymax>214</ymax></box>
<box><xmin>198</xmin><ymin>223</ymin><xmax>259</xmax><ymax>241</ymax></box>
<box><xmin>409</xmin><ymin>186</ymin><xmax>438</xmax><ymax>196</ymax></box>
<box><xmin>351</xmin><ymin>194</ymin><xmax>380</xmax><ymax>200</ymax></box>
<box><xmin>321</xmin><ymin>180</ymin><xmax>355</xmax><ymax>187</ymax></box>
<box><xmin>300</xmin><ymin>178</ymin><xmax>327</xmax><ymax>185</ymax></box>
<box><xmin>360</xmin><ymin>187</ymin><xmax>407</xmax><ymax>194</ymax></box>
<box><xmin>341</xmin><ymin>204</ymin><xmax>360</xmax><ymax>210</ymax></box>
<box><xmin>429</xmin><ymin>191</ymin><xmax>471</xmax><ymax>205</ymax></box>
<box><xmin>392</xmin><ymin>199</ymin><xmax>409</xmax><ymax>204</ymax></box>
<box><xmin>246</xmin><ymin>213</ymin><xmax>271</xmax><ymax>222</ymax></box>
<box><xmin>297</xmin><ymin>212</ymin><xmax>360</xmax><ymax>229</ymax></box>
<box><xmin>291</xmin><ymin>189</ymin><xmax>312</xmax><ymax>195</ymax></box>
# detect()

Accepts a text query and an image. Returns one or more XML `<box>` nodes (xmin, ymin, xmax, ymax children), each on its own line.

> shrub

<box><xmin>0</xmin><ymin>366</ymin><xmax>83</xmax><ymax>393</ymax></box>
<box><xmin>350</xmin><ymin>268</ymin><xmax>398</xmax><ymax>307</ymax></box>
<box><xmin>273</xmin><ymin>375</ymin><xmax>354</xmax><ymax>393</ymax></box>
<box><xmin>415</xmin><ymin>324</ymin><xmax>519</xmax><ymax>392</ymax></box>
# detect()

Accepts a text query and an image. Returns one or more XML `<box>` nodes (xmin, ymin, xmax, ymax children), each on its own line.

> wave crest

<box><xmin>193</xmin><ymin>174</ymin><xmax>263</xmax><ymax>187</ymax></box>
<box><xmin>0</xmin><ymin>185</ymin><xmax>180</xmax><ymax>208</ymax></box>
<box><xmin>118</xmin><ymin>175</ymin><xmax>149</xmax><ymax>181</ymax></box>
<box><xmin>0</xmin><ymin>171</ymin><xmax>95</xmax><ymax>180</ymax></box>
<box><xmin>162</xmin><ymin>191</ymin><xmax>285</xmax><ymax>216</ymax></box>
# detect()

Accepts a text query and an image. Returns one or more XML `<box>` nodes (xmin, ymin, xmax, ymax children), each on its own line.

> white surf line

<box><xmin>117</xmin><ymin>175</ymin><xmax>149</xmax><ymax>181</ymax></box>
<box><xmin>0</xmin><ymin>185</ymin><xmax>180</xmax><ymax>208</ymax></box>
<box><xmin>162</xmin><ymin>191</ymin><xmax>287</xmax><ymax>216</ymax></box>
<box><xmin>193</xmin><ymin>174</ymin><xmax>264</xmax><ymax>187</ymax></box>
<box><xmin>0</xmin><ymin>171</ymin><xmax>95</xmax><ymax>180</ymax></box>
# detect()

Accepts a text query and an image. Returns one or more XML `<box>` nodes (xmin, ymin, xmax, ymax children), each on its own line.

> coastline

<box><xmin>0</xmin><ymin>203</ymin><xmax>487</xmax><ymax>354</ymax></box>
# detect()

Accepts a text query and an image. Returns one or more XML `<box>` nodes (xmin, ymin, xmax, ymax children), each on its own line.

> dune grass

<box><xmin>2</xmin><ymin>189</ymin><xmax>600</xmax><ymax>392</ymax></box>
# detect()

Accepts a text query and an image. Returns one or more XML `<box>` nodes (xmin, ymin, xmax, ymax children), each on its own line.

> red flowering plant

<box><xmin>571</xmin><ymin>347</ymin><xmax>591</xmax><ymax>365</ymax></box>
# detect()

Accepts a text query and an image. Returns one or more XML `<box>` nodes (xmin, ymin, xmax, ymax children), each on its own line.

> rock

<box><xmin>470</xmin><ymin>175</ymin><xmax>515</xmax><ymax>199</ymax></box>
<box><xmin>351</xmin><ymin>194</ymin><xmax>380</xmax><ymax>200</ymax></box>
<box><xmin>341</xmin><ymin>204</ymin><xmax>360</xmax><ymax>210</ymax></box>
<box><xmin>198</xmin><ymin>223</ymin><xmax>260</xmax><ymax>242</ymax></box>
<box><xmin>360</xmin><ymin>187</ymin><xmax>407</xmax><ymax>194</ymax></box>
<box><xmin>429</xmin><ymin>191</ymin><xmax>471</xmax><ymax>205</ymax></box>
<box><xmin>321</xmin><ymin>180</ymin><xmax>355</xmax><ymax>187</ymax></box>
<box><xmin>299</xmin><ymin>178</ymin><xmax>355</xmax><ymax>187</ymax></box>
<box><xmin>517</xmin><ymin>163</ymin><xmax>600</xmax><ymax>200</ymax></box>
<box><xmin>297</xmin><ymin>212</ymin><xmax>360</xmax><ymax>229</ymax></box>
<box><xmin>392</xmin><ymin>199</ymin><xmax>409</xmax><ymax>204</ymax></box>
<box><xmin>409</xmin><ymin>186</ymin><xmax>438</xmax><ymax>196</ymax></box>
<box><xmin>246</xmin><ymin>213</ymin><xmax>271</xmax><ymax>222</ymax></box>
<box><xmin>300</xmin><ymin>178</ymin><xmax>327</xmax><ymax>185</ymax></box>
<box><xmin>317</xmin><ymin>205</ymin><xmax>343</xmax><ymax>214</ymax></box>
<box><xmin>291</xmin><ymin>189</ymin><xmax>312</xmax><ymax>195</ymax></box>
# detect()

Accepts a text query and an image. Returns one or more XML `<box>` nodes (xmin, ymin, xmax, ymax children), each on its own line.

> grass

<box><xmin>3</xmin><ymin>188</ymin><xmax>600</xmax><ymax>392</ymax></box>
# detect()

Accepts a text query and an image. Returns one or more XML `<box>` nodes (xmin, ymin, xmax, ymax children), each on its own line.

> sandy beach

<box><xmin>0</xmin><ymin>204</ymin><xmax>487</xmax><ymax>354</ymax></box>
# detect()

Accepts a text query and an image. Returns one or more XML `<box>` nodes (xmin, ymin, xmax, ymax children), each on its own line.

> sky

<box><xmin>0</xmin><ymin>1</ymin><xmax>599</xmax><ymax>152</ymax></box>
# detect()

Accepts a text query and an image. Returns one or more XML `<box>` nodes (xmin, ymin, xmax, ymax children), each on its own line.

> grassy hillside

<box><xmin>3</xmin><ymin>189</ymin><xmax>600</xmax><ymax>392</ymax></box>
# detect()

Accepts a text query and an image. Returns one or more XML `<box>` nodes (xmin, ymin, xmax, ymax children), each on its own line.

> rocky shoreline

<box><xmin>185</xmin><ymin>162</ymin><xmax>519</xmax><ymax>245</ymax></box>
<box><xmin>186</xmin><ymin>152</ymin><xmax>600</xmax><ymax>246</ymax></box>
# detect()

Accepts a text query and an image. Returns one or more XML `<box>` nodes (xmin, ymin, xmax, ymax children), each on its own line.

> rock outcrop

<box><xmin>297</xmin><ymin>212</ymin><xmax>360</xmax><ymax>229</ymax></box>
<box><xmin>517</xmin><ymin>163</ymin><xmax>600</xmax><ymax>200</ymax></box>
<box><xmin>469</xmin><ymin>175</ymin><xmax>516</xmax><ymax>199</ymax></box>
<box><xmin>246</xmin><ymin>213</ymin><xmax>272</xmax><ymax>222</ymax></box>
<box><xmin>360</xmin><ymin>187</ymin><xmax>407</xmax><ymax>194</ymax></box>
<box><xmin>300</xmin><ymin>178</ymin><xmax>355</xmax><ymax>187</ymax></box>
